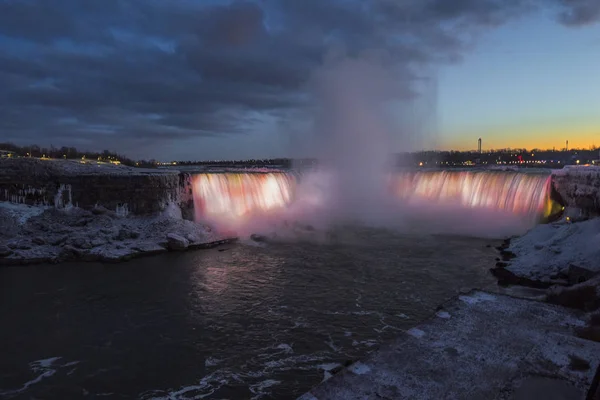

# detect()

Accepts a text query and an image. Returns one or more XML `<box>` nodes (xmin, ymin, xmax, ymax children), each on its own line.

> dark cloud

<box><xmin>0</xmin><ymin>0</ymin><xmax>598</xmax><ymax>158</ymax></box>
<box><xmin>556</xmin><ymin>0</ymin><xmax>600</xmax><ymax>26</ymax></box>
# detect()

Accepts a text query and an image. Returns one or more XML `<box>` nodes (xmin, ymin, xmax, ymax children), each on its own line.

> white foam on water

<box><xmin>325</xmin><ymin>335</ymin><xmax>341</xmax><ymax>352</ymax></box>
<box><xmin>318</xmin><ymin>363</ymin><xmax>341</xmax><ymax>382</ymax></box>
<box><xmin>204</xmin><ymin>357</ymin><xmax>223</xmax><ymax>367</ymax></box>
<box><xmin>0</xmin><ymin>356</ymin><xmax>68</xmax><ymax>397</ymax></box>
<box><xmin>318</xmin><ymin>363</ymin><xmax>340</xmax><ymax>372</ymax></box>
<box><xmin>353</xmin><ymin>339</ymin><xmax>378</xmax><ymax>347</ymax></box>
<box><xmin>407</xmin><ymin>328</ymin><xmax>426</xmax><ymax>338</ymax></box>
<box><xmin>297</xmin><ymin>394</ymin><xmax>319</xmax><ymax>400</ymax></box>
<box><xmin>142</xmin><ymin>369</ymin><xmax>230</xmax><ymax>399</ymax></box>
<box><xmin>275</xmin><ymin>343</ymin><xmax>294</xmax><ymax>354</ymax></box>
<box><xmin>249</xmin><ymin>379</ymin><xmax>281</xmax><ymax>400</ymax></box>
<box><xmin>459</xmin><ymin>292</ymin><xmax>497</xmax><ymax>305</ymax></box>
<box><xmin>348</xmin><ymin>362</ymin><xmax>371</xmax><ymax>375</ymax></box>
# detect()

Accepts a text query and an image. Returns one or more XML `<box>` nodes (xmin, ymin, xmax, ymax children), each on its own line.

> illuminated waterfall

<box><xmin>192</xmin><ymin>173</ymin><xmax>296</xmax><ymax>222</ymax></box>
<box><xmin>191</xmin><ymin>170</ymin><xmax>558</xmax><ymax>224</ymax></box>
<box><xmin>390</xmin><ymin>171</ymin><xmax>555</xmax><ymax>220</ymax></box>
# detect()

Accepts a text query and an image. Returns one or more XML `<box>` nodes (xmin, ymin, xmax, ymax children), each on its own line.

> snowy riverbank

<box><xmin>0</xmin><ymin>201</ymin><xmax>234</xmax><ymax>265</ymax></box>
<box><xmin>496</xmin><ymin>217</ymin><xmax>600</xmax><ymax>284</ymax></box>
<box><xmin>301</xmin><ymin>214</ymin><xmax>600</xmax><ymax>400</ymax></box>
<box><xmin>490</xmin><ymin>215</ymin><xmax>600</xmax><ymax>343</ymax></box>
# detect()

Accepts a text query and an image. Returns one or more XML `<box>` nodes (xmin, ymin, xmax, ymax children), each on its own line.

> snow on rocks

<box><xmin>303</xmin><ymin>290</ymin><xmax>600</xmax><ymax>400</ymax></box>
<box><xmin>552</xmin><ymin>166</ymin><xmax>600</xmax><ymax>216</ymax></box>
<box><xmin>0</xmin><ymin>157</ymin><xmax>179</xmax><ymax>178</ymax></box>
<box><xmin>0</xmin><ymin>201</ymin><xmax>46</xmax><ymax>224</ymax></box>
<box><xmin>0</xmin><ymin>201</ymin><xmax>233</xmax><ymax>265</ymax></box>
<box><xmin>166</xmin><ymin>233</ymin><xmax>189</xmax><ymax>250</ymax></box>
<box><xmin>503</xmin><ymin>217</ymin><xmax>600</xmax><ymax>282</ymax></box>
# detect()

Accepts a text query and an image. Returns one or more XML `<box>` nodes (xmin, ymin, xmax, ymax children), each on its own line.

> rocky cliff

<box><xmin>0</xmin><ymin>158</ymin><xmax>187</xmax><ymax>215</ymax></box>
<box><xmin>552</xmin><ymin>166</ymin><xmax>600</xmax><ymax>218</ymax></box>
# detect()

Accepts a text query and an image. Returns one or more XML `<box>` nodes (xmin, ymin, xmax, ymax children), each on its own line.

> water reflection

<box><xmin>0</xmin><ymin>230</ymin><xmax>500</xmax><ymax>399</ymax></box>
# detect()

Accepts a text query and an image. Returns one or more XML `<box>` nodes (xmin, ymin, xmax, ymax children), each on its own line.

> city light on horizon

<box><xmin>442</xmin><ymin>126</ymin><xmax>599</xmax><ymax>153</ymax></box>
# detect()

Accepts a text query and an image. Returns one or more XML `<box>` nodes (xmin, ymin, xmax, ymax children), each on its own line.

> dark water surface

<box><xmin>0</xmin><ymin>229</ymin><xmax>499</xmax><ymax>399</ymax></box>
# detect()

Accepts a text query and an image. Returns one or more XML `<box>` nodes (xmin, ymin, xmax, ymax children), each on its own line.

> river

<box><xmin>0</xmin><ymin>227</ymin><xmax>499</xmax><ymax>399</ymax></box>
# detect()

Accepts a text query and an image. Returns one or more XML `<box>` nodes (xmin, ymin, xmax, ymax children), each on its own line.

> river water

<box><xmin>0</xmin><ymin>227</ymin><xmax>500</xmax><ymax>399</ymax></box>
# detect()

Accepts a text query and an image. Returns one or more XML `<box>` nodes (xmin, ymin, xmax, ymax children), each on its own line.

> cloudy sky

<box><xmin>1</xmin><ymin>0</ymin><xmax>599</xmax><ymax>161</ymax></box>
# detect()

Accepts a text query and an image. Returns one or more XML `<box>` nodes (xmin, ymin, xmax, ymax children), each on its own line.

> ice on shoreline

<box><xmin>0</xmin><ymin>201</ymin><xmax>229</xmax><ymax>265</ymax></box>
<box><xmin>0</xmin><ymin>202</ymin><xmax>47</xmax><ymax>224</ymax></box>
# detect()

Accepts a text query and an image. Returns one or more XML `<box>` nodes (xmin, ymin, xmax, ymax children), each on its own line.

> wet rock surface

<box><xmin>0</xmin><ymin>202</ymin><xmax>233</xmax><ymax>265</ymax></box>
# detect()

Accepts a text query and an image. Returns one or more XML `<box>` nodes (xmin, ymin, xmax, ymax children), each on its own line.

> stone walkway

<box><xmin>299</xmin><ymin>291</ymin><xmax>600</xmax><ymax>400</ymax></box>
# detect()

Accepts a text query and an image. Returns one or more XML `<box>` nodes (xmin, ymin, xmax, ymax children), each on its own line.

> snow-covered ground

<box><xmin>0</xmin><ymin>202</ymin><xmax>46</xmax><ymax>224</ymax></box>
<box><xmin>505</xmin><ymin>217</ymin><xmax>600</xmax><ymax>281</ymax></box>
<box><xmin>0</xmin><ymin>201</ymin><xmax>230</xmax><ymax>265</ymax></box>
<box><xmin>553</xmin><ymin>165</ymin><xmax>600</xmax><ymax>177</ymax></box>
<box><xmin>49</xmin><ymin>159</ymin><xmax>179</xmax><ymax>176</ymax></box>
<box><xmin>0</xmin><ymin>157</ymin><xmax>178</xmax><ymax>176</ymax></box>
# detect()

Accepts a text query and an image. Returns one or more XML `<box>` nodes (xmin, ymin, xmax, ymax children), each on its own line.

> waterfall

<box><xmin>191</xmin><ymin>170</ymin><xmax>557</xmax><ymax>225</ymax></box>
<box><xmin>390</xmin><ymin>171</ymin><xmax>554</xmax><ymax>221</ymax></box>
<box><xmin>192</xmin><ymin>173</ymin><xmax>296</xmax><ymax>222</ymax></box>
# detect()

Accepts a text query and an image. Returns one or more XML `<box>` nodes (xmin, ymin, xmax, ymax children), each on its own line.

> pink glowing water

<box><xmin>192</xmin><ymin>172</ymin><xmax>296</xmax><ymax>225</ymax></box>
<box><xmin>390</xmin><ymin>171</ymin><xmax>552</xmax><ymax>218</ymax></box>
<box><xmin>191</xmin><ymin>170</ymin><xmax>554</xmax><ymax>232</ymax></box>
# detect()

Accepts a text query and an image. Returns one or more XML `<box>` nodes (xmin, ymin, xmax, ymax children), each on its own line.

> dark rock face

<box><xmin>567</xmin><ymin>265</ymin><xmax>598</xmax><ymax>285</ymax></box>
<box><xmin>546</xmin><ymin>275</ymin><xmax>600</xmax><ymax>311</ymax></box>
<box><xmin>178</xmin><ymin>173</ymin><xmax>195</xmax><ymax>221</ymax></box>
<box><xmin>0</xmin><ymin>245</ymin><xmax>12</xmax><ymax>257</ymax></box>
<box><xmin>0</xmin><ymin>158</ymin><xmax>194</xmax><ymax>216</ymax></box>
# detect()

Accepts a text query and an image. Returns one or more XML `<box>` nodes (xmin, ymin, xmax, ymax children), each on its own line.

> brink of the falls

<box><xmin>191</xmin><ymin>170</ymin><xmax>561</xmax><ymax>233</ymax></box>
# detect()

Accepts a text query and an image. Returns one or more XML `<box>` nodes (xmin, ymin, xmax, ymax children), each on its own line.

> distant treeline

<box><xmin>0</xmin><ymin>143</ymin><xmax>157</xmax><ymax>167</ymax></box>
<box><xmin>1</xmin><ymin>142</ymin><xmax>599</xmax><ymax>167</ymax></box>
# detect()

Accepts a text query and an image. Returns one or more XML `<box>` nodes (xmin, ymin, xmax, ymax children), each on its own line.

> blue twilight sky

<box><xmin>439</xmin><ymin>12</ymin><xmax>600</xmax><ymax>152</ymax></box>
<box><xmin>0</xmin><ymin>0</ymin><xmax>599</xmax><ymax>161</ymax></box>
